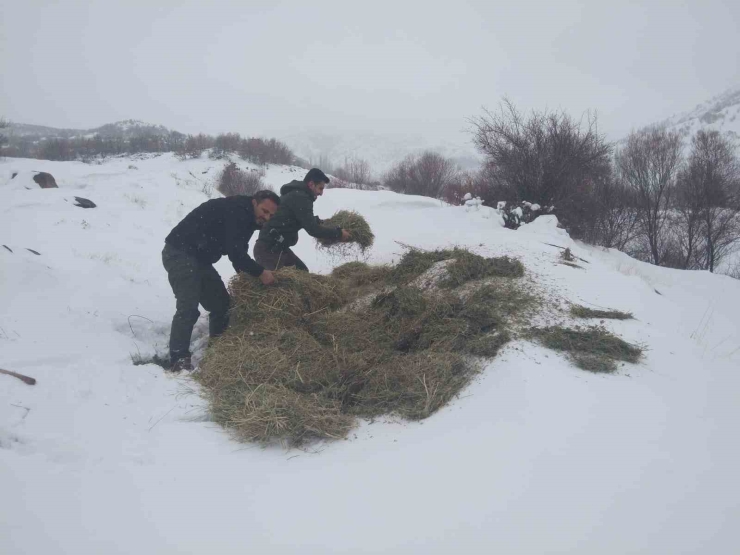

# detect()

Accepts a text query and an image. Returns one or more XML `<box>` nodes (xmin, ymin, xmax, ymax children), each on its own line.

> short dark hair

<box><xmin>304</xmin><ymin>168</ymin><xmax>330</xmax><ymax>185</ymax></box>
<box><xmin>253</xmin><ymin>190</ymin><xmax>280</xmax><ymax>205</ymax></box>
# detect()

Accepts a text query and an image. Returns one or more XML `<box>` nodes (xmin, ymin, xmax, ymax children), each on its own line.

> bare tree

<box><xmin>384</xmin><ymin>151</ymin><xmax>460</xmax><ymax>198</ymax></box>
<box><xmin>334</xmin><ymin>157</ymin><xmax>373</xmax><ymax>188</ymax></box>
<box><xmin>587</xmin><ymin>175</ymin><xmax>641</xmax><ymax>250</ymax></box>
<box><xmin>0</xmin><ymin>118</ymin><xmax>9</xmax><ymax>152</ymax></box>
<box><xmin>469</xmin><ymin>99</ymin><xmax>612</xmax><ymax>237</ymax></box>
<box><xmin>176</xmin><ymin>133</ymin><xmax>214</xmax><ymax>159</ymax></box>
<box><xmin>616</xmin><ymin>126</ymin><xmax>683</xmax><ymax>265</ymax></box>
<box><xmin>682</xmin><ymin>130</ymin><xmax>740</xmax><ymax>272</ymax></box>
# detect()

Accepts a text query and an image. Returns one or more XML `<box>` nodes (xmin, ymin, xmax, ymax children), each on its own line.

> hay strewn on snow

<box><xmin>316</xmin><ymin>210</ymin><xmax>374</xmax><ymax>252</ymax></box>
<box><xmin>197</xmin><ymin>248</ymin><xmax>531</xmax><ymax>446</ymax></box>
<box><xmin>196</xmin><ymin>245</ymin><xmax>642</xmax><ymax>446</ymax></box>
<box><xmin>530</xmin><ymin>325</ymin><xmax>643</xmax><ymax>373</ymax></box>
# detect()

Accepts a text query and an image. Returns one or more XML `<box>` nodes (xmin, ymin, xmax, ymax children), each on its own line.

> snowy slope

<box><xmin>1</xmin><ymin>154</ymin><xmax>740</xmax><ymax>554</ymax></box>
<box><xmin>659</xmin><ymin>85</ymin><xmax>740</xmax><ymax>140</ymax></box>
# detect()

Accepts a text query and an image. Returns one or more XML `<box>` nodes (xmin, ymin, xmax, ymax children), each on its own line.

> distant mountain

<box><xmin>658</xmin><ymin>86</ymin><xmax>740</xmax><ymax>140</ymax></box>
<box><xmin>277</xmin><ymin>129</ymin><xmax>482</xmax><ymax>176</ymax></box>
<box><xmin>8</xmin><ymin>119</ymin><xmax>175</xmax><ymax>140</ymax></box>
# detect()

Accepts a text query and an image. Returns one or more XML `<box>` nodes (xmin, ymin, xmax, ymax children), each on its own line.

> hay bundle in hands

<box><xmin>197</xmin><ymin>247</ymin><xmax>535</xmax><ymax>447</ymax></box>
<box><xmin>316</xmin><ymin>210</ymin><xmax>374</xmax><ymax>253</ymax></box>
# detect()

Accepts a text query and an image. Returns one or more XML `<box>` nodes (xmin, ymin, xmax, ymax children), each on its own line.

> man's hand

<box><xmin>259</xmin><ymin>269</ymin><xmax>276</xmax><ymax>285</ymax></box>
<box><xmin>340</xmin><ymin>229</ymin><xmax>351</xmax><ymax>242</ymax></box>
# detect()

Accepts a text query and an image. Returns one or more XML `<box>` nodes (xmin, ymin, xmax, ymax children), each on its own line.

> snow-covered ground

<box><xmin>1</xmin><ymin>153</ymin><xmax>739</xmax><ymax>554</ymax></box>
<box><xmin>661</xmin><ymin>85</ymin><xmax>740</xmax><ymax>141</ymax></box>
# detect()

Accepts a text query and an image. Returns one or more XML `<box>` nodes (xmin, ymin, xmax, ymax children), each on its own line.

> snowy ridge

<box><xmin>659</xmin><ymin>85</ymin><xmax>740</xmax><ymax>140</ymax></box>
<box><xmin>1</xmin><ymin>154</ymin><xmax>739</xmax><ymax>554</ymax></box>
<box><xmin>7</xmin><ymin>119</ymin><xmax>176</xmax><ymax>141</ymax></box>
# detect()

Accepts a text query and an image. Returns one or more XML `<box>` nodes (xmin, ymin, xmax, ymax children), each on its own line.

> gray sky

<box><xmin>2</xmin><ymin>0</ymin><xmax>739</xmax><ymax>144</ymax></box>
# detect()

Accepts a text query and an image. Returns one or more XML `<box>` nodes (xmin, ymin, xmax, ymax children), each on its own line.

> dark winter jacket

<box><xmin>165</xmin><ymin>196</ymin><xmax>264</xmax><ymax>276</ymax></box>
<box><xmin>257</xmin><ymin>180</ymin><xmax>341</xmax><ymax>251</ymax></box>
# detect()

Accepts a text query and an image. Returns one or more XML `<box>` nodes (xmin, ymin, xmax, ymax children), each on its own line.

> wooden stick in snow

<box><xmin>0</xmin><ymin>368</ymin><xmax>37</xmax><ymax>385</ymax></box>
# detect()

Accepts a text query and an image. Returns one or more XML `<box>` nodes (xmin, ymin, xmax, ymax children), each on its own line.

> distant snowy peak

<box><xmin>660</xmin><ymin>85</ymin><xmax>740</xmax><ymax>140</ymax></box>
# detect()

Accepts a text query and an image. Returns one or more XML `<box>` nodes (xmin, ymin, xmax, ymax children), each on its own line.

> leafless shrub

<box><xmin>0</xmin><ymin>118</ymin><xmax>9</xmax><ymax>153</ymax></box>
<box><xmin>333</xmin><ymin>157</ymin><xmax>374</xmax><ymax>188</ymax></box>
<box><xmin>383</xmin><ymin>151</ymin><xmax>460</xmax><ymax>198</ymax></box>
<box><xmin>217</xmin><ymin>163</ymin><xmax>266</xmax><ymax>197</ymax></box>
<box><xmin>176</xmin><ymin>133</ymin><xmax>215</xmax><ymax>160</ymax></box>
<box><xmin>469</xmin><ymin>99</ymin><xmax>612</xmax><ymax>238</ymax></box>
<box><xmin>238</xmin><ymin>137</ymin><xmax>294</xmax><ymax>166</ymax></box>
<box><xmin>585</xmin><ymin>176</ymin><xmax>641</xmax><ymax>250</ymax></box>
<box><xmin>440</xmin><ymin>169</ymin><xmax>500</xmax><ymax>205</ymax></box>
<box><xmin>212</xmin><ymin>133</ymin><xmax>242</xmax><ymax>158</ymax></box>
<box><xmin>327</xmin><ymin>176</ymin><xmax>351</xmax><ymax>189</ymax></box>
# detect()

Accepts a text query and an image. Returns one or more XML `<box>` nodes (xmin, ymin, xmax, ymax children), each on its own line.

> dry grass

<box><xmin>531</xmin><ymin>325</ymin><xmax>643</xmax><ymax>373</ymax></box>
<box><xmin>196</xmin><ymin>248</ymin><xmax>532</xmax><ymax>446</ymax></box>
<box><xmin>571</xmin><ymin>305</ymin><xmax>633</xmax><ymax>320</ymax></box>
<box><xmin>196</xmin><ymin>246</ymin><xmax>641</xmax><ymax>446</ymax></box>
<box><xmin>391</xmin><ymin>247</ymin><xmax>524</xmax><ymax>287</ymax></box>
<box><xmin>316</xmin><ymin>210</ymin><xmax>374</xmax><ymax>252</ymax></box>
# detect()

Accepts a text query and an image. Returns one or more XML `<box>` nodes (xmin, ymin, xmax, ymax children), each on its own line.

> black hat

<box><xmin>304</xmin><ymin>168</ymin><xmax>330</xmax><ymax>184</ymax></box>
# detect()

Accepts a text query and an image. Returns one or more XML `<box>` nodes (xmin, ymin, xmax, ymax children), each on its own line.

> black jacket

<box><xmin>257</xmin><ymin>181</ymin><xmax>341</xmax><ymax>250</ymax></box>
<box><xmin>165</xmin><ymin>196</ymin><xmax>264</xmax><ymax>276</ymax></box>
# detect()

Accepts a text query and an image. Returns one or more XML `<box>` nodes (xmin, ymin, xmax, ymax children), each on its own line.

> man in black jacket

<box><xmin>254</xmin><ymin>168</ymin><xmax>350</xmax><ymax>271</ymax></box>
<box><xmin>162</xmin><ymin>190</ymin><xmax>280</xmax><ymax>372</ymax></box>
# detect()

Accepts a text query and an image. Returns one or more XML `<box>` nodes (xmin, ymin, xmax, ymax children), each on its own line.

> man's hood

<box><xmin>280</xmin><ymin>180</ymin><xmax>314</xmax><ymax>200</ymax></box>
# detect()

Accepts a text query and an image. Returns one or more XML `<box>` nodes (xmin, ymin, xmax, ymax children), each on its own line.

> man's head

<box><xmin>304</xmin><ymin>168</ymin><xmax>330</xmax><ymax>198</ymax></box>
<box><xmin>252</xmin><ymin>190</ymin><xmax>280</xmax><ymax>225</ymax></box>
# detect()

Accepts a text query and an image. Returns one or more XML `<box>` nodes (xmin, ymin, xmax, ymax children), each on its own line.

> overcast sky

<box><xmin>2</xmin><ymin>0</ymin><xmax>739</xmax><ymax>144</ymax></box>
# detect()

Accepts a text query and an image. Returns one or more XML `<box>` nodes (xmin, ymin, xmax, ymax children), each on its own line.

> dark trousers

<box><xmin>162</xmin><ymin>243</ymin><xmax>230</xmax><ymax>362</ymax></box>
<box><xmin>253</xmin><ymin>240</ymin><xmax>308</xmax><ymax>272</ymax></box>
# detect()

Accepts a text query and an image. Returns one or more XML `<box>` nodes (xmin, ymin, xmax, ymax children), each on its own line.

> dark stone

<box><xmin>11</xmin><ymin>172</ymin><xmax>18</xmax><ymax>179</ymax></box>
<box><xmin>73</xmin><ymin>196</ymin><xmax>97</xmax><ymax>209</ymax></box>
<box><xmin>32</xmin><ymin>172</ymin><xmax>58</xmax><ymax>189</ymax></box>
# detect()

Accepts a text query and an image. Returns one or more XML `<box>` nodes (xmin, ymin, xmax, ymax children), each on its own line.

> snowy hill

<box><xmin>8</xmin><ymin>119</ymin><xmax>176</xmax><ymax>140</ymax></box>
<box><xmin>658</xmin><ymin>85</ymin><xmax>740</xmax><ymax>140</ymax></box>
<box><xmin>1</xmin><ymin>154</ymin><xmax>740</xmax><ymax>554</ymax></box>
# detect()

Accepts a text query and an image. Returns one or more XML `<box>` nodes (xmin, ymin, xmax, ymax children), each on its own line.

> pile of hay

<box><xmin>316</xmin><ymin>210</ymin><xmax>374</xmax><ymax>252</ymax></box>
<box><xmin>197</xmin><ymin>247</ymin><xmax>532</xmax><ymax>446</ymax></box>
<box><xmin>196</xmin><ymin>245</ymin><xmax>642</xmax><ymax>446</ymax></box>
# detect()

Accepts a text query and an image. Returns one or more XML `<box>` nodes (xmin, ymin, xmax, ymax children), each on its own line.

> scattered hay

<box><xmin>316</xmin><ymin>210</ymin><xmax>374</xmax><ymax>252</ymax></box>
<box><xmin>441</xmin><ymin>252</ymin><xmax>524</xmax><ymax>288</ymax></box>
<box><xmin>571</xmin><ymin>305</ymin><xmax>633</xmax><ymax>320</ymax></box>
<box><xmin>197</xmin><ymin>247</ymin><xmax>534</xmax><ymax>446</ymax></box>
<box><xmin>391</xmin><ymin>247</ymin><xmax>524</xmax><ymax>287</ymax></box>
<box><xmin>531</xmin><ymin>325</ymin><xmax>643</xmax><ymax>374</ymax></box>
